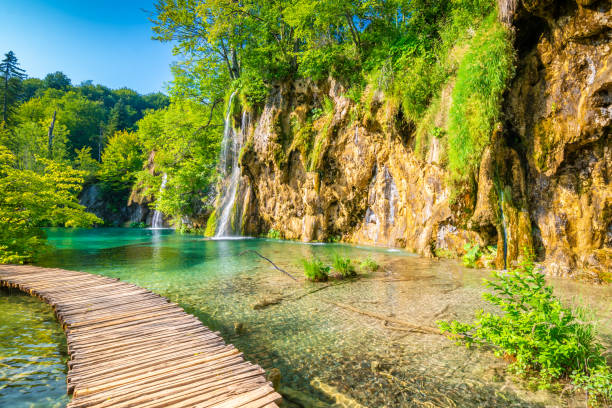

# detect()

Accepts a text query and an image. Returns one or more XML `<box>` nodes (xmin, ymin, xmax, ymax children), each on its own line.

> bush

<box><xmin>332</xmin><ymin>254</ymin><xmax>356</xmax><ymax>278</ymax></box>
<box><xmin>462</xmin><ymin>243</ymin><xmax>482</xmax><ymax>268</ymax></box>
<box><xmin>438</xmin><ymin>256</ymin><xmax>612</xmax><ymax>405</ymax></box>
<box><xmin>462</xmin><ymin>243</ymin><xmax>497</xmax><ymax>268</ymax></box>
<box><xmin>360</xmin><ymin>257</ymin><xmax>380</xmax><ymax>272</ymax></box>
<box><xmin>266</xmin><ymin>229</ymin><xmax>282</xmax><ymax>239</ymax></box>
<box><xmin>0</xmin><ymin>146</ymin><xmax>101</xmax><ymax>263</ymax></box>
<box><xmin>301</xmin><ymin>258</ymin><xmax>330</xmax><ymax>282</ymax></box>
<box><xmin>130</xmin><ymin>221</ymin><xmax>147</xmax><ymax>228</ymax></box>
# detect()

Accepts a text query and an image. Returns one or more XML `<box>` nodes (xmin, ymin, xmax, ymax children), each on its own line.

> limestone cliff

<box><xmin>224</xmin><ymin>0</ymin><xmax>610</xmax><ymax>278</ymax></box>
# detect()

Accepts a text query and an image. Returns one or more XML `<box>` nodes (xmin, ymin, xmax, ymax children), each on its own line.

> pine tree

<box><xmin>0</xmin><ymin>51</ymin><xmax>26</xmax><ymax>125</ymax></box>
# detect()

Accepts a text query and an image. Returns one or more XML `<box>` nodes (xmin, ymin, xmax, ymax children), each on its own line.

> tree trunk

<box><xmin>231</xmin><ymin>47</ymin><xmax>240</xmax><ymax>79</ymax></box>
<box><xmin>48</xmin><ymin>110</ymin><xmax>57</xmax><ymax>158</ymax></box>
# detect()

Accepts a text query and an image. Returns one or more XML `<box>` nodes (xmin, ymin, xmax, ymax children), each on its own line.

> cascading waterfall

<box><xmin>151</xmin><ymin>173</ymin><xmax>167</xmax><ymax>229</ymax></box>
<box><xmin>499</xmin><ymin>189</ymin><xmax>508</xmax><ymax>270</ymax></box>
<box><xmin>384</xmin><ymin>166</ymin><xmax>399</xmax><ymax>225</ymax></box>
<box><xmin>215</xmin><ymin>92</ymin><xmax>249</xmax><ymax>237</ymax></box>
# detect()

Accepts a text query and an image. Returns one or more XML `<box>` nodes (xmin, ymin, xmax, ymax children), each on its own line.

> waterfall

<box><xmin>215</xmin><ymin>93</ymin><xmax>249</xmax><ymax>237</ymax></box>
<box><xmin>499</xmin><ymin>189</ymin><xmax>508</xmax><ymax>269</ymax></box>
<box><xmin>384</xmin><ymin>166</ymin><xmax>398</xmax><ymax>225</ymax></box>
<box><xmin>151</xmin><ymin>173</ymin><xmax>167</xmax><ymax>229</ymax></box>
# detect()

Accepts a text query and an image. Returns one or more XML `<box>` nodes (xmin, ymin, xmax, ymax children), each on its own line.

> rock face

<box><xmin>80</xmin><ymin>183</ymin><xmax>150</xmax><ymax>227</ymax></box>
<box><xmin>504</xmin><ymin>0</ymin><xmax>611</xmax><ymax>276</ymax></box>
<box><xmin>239</xmin><ymin>80</ymin><xmax>481</xmax><ymax>257</ymax></box>
<box><xmin>230</xmin><ymin>0</ymin><xmax>610</xmax><ymax>277</ymax></box>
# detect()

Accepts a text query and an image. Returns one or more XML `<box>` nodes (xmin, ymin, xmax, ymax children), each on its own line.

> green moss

<box><xmin>414</xmin><ymin>95</ymin><xmax>443</xmax><ymax>159</ymax></box>
<box><xmin>447</xmin><ymin>13</ymin><xmax>515</xmax><ymax>185</ymax></box>
<box><xmin>290</xmin><ymin>122</ymin><xmax>315</xmax><ymax>164</ymax></box>
<box><xmin>434</xmin><ymin>248</ymin><xmax>456</xmax><ymax>259</ymax></box>
<box><xmin>204</xmin><ymin>209</ymin><xmax>217</xmax><ymax>237</ymax></box>
<box><xmin>308</xmin><ymin>120</ymin><xmax>332</xmax><ymax>172</ymax></box>
<box><xmin>266</xmin><ymin>228</ymin><xmax>282</xmax><ymax>239</ymax></box>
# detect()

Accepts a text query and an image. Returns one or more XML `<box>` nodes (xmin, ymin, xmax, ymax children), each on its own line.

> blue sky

<box><xmin>0</xmin><ymin>0</ymin><xmax>175</xmax><ymax>94</ymax></box>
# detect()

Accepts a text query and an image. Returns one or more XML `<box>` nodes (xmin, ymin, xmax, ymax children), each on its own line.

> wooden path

<box><xmin>0</xmin><ymin>265</ymin><xmax>281</xmax><ymax>408</ymax></box>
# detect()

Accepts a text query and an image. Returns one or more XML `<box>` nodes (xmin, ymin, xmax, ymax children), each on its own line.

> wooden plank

<box><xmin>0</xmin><ymin>265</ymin><xmax>280</xmax><ymax>408</ymax></box>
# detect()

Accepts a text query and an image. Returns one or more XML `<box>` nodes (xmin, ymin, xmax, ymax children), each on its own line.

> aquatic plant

<box><xmin>301</xmin><ymin>258</ymin><xmax>330</xmax><ymax>282</ymax></box>
<box><xmin>462</xmin><ymin>243</ymin><xmax>496</xmax><ymax>268</ymax></box>
<box><xmin>332</xmin><ymin>254</ymin><xmax>356</xmax><ymax>278</ymax></box>
<box><xmin>266</xmin><ymin>229</ymin><xmax>282</xmax><ymax>240</ymax></box>
<box><xmin>129</xmin><ymin>221</ymin><xmax>147</xmax><ymax>228</ymax></box>
<box><xmin>360</xmin><ymin>257</ymin><xmax>379</xmax><ymax>272</ymax></box>
<box><xmin>462</xmin><ymin>243</ymin><xmax>482</xmax><ymax>268</ymax></box>
<box><xmin>438</xmin><ymin>256</ymin><xmax>612</xmax><ymax>405</ymax></box>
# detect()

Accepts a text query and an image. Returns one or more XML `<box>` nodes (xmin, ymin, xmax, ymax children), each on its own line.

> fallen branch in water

<box><xmin>239</xmin><ymin>250</ymin><xmax>298</xmax><ymax>281</ymax></box>
<box><xmin>326</xmin><ymin>301</ymin><xmax>442</xmax><ymax>335</ymax></box>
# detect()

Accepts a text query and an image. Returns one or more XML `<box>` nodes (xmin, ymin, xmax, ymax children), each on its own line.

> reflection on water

<box><xmin>0</xmin><ymin>291</ymin><xmax>69</xmax><ymax>408</ymax></box>
<box><xmin>9</xmin><ymin>228</ymin><xmax>610</xmax><ymax>407</ymax></box>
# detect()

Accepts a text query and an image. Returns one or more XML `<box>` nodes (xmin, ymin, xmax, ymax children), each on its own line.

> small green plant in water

<box><xmin>462</xmin><ymin>243</ymin><xmax>496</xmax><ymax>268</ymax></box>
<box><xmin>462</xmin><ymin>243</ymin><xmax>482</xmax><ymax>268</ymax></box>
<box><xmin>301</xmin><ymin>258</ymin><xmax>330</xmax><ymax>282</ymax></box>
<box><xmin>332</xmin><ymin>254</ymin><xmax>356</xmax><ymax>278</ymax></box>
<box><xmin>129</xmin><ymin>221</ymin><xmax>147</xmax><ymax>228</ymax></box>
<box><xmin>438</xmin><ymin>255</ymin><xmax>612</xmax><ymax>405</ymax></box>
<box><xmin>360</xmin><ymin>257</ymin><xmax>380</xmax><ymax>272</ymax></box>
<box><xmin>266</xmin><ymin>229</ymin><xmax>282</xmax><ymax>240</ymax></box>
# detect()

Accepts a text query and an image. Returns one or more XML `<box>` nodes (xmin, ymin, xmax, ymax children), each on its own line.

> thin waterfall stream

<box><xmin>151</xmin><ymin>172</ymin><xmax>167</xmax><ymax>229</ymax></box>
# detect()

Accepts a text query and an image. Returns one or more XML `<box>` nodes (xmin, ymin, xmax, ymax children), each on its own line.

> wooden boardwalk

<box><xmin>0</xmin><ymin>265</ymin><xmax>281</xmax><ymax>408</ymax></box>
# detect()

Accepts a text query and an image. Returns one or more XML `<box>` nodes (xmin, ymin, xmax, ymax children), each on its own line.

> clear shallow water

<box><xmin>0</xmin><ymin>291</ymin><xmax>70</xmax><ymax>408</ymax></box>
<box><xmin>3</xmin><ymin>228</ymin><xmax>611</xmax><ymax>407</ymax></box>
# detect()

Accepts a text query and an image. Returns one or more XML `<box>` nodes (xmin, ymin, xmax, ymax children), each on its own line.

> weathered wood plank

<box><xmin>0</xmin><ymin>265</ymin><xmax>280</xmax><ymax>408</ymax></box>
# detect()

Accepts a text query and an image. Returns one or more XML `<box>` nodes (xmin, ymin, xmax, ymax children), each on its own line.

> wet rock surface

<box><xmin>505</xmin><ymin>0</ymin><xmax>611</xmax><ymax>276</ymax></box>
<box><xmin>233</xmin><ymin>0</ymin><xmax>611</xmax><ymax>277</ymax></box>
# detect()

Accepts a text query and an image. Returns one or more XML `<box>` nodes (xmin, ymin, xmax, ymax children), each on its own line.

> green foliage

<box><xmin>98</xmin><ymin>130</ymin><xmax>143</xmax><ymax>194</ymax></box>
<box><xmin>1</xmin><ymin>51</ymin><xmax>26</xmax><ymax>125</ymax></box>
<box><xmin>360</xmin><ymin>257</ymin><xmax>379</xmax><ymax>272</ymax></box>
<box><xmin>73</xmin><ymin>146</ymin><xmax>99</xmax><ymax>183</ymax></box>
<box><xmin>438</xmin><ymin>257</ymin><xmax>612</xmax><ymax>404</ymax></box>
<box><xmin>447</xmin><ymin>13</ymin><xmax>515</xmax><ymax>184</ymax></box>
<box><xmin>332</xmin><ymin>254</ymin><xmax>356</xmax><ymax>278</ymax></box>
<box><xmin>0</xmin><ymin>145</ymin><xmax>101</xmax><ymax>263</ymax></box>
<box><xmin>462</xmin><ymin>243</ymin><xmax>497</xmax><ymax>268</ymax></box>
<box><xmin>301</xmin><ymin>258</ymin><xmax>330</xmax><ymax>282</ymax></box>
<box><xmin>204</xmin><ymin>209</ymin><xmax>218</xmax><ymax>237</ymax></box>
<box><xmin>129</xmin><ymin>221</ymin><xmax>147</xmax><ymax>228</ymax></box>
<box><xmin>134</xmin><ymin>99</ymin><xmax>221</xmax><ymax>223</ymax></box>
<box><xmin>266</xmin><ymin>229</ymin><xmax>282</xmax><ymax>239</ymax></box>
<box><xmin>310</xmin><ymin>108</ymin><xmax>323</xmax><ymax>121</ymax></box>
<box><xmin>237</xmin><ymin>74</ymin><xmax>268</xmax><ymax>108</ymax></box>
<box><xmin>462</xmin><ymin>243</ymin><xmax>482</xmax><ymax>268</ymax></box>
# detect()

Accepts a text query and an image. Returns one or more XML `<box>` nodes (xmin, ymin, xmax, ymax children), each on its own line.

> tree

<box><xmin>134</xmin><ymin>99</ymin><xmax>222</xmax><ymax>222</ymax></box>
<box><xmin>0</xmin><ymin>51</ymin><xmax>26</xmax><ymax>125</ymax></box>
<box><xmin>0</xmin><ymin>145</ymin><xmax>101</xmax><ymax>263</ymax></box>
<box><xmin>16</xmin><ymin>89</ymin><xmax>105</xmax><ymax>155</ymax></box>
<box><xmin>98</xmin><ymin>130</ymin><xmax>143</xmax><ymax>194</ymax></box>
<box><xmin>43</xmin><ymin>71</ymin><xmax>72</xmax><ymax>90</ymax></box>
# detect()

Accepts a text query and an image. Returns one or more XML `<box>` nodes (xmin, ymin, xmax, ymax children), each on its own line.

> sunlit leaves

<box><xmin>0</xmin><ymin>146</ymin><xmax>101</xmax><ymax>263</ymax></box>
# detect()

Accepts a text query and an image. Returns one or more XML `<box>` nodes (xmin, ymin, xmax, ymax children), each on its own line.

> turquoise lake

<box><xmin>1</xmin><ymin>228</ymin><xmax>611</xmax><ymax>407</ymax></box>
